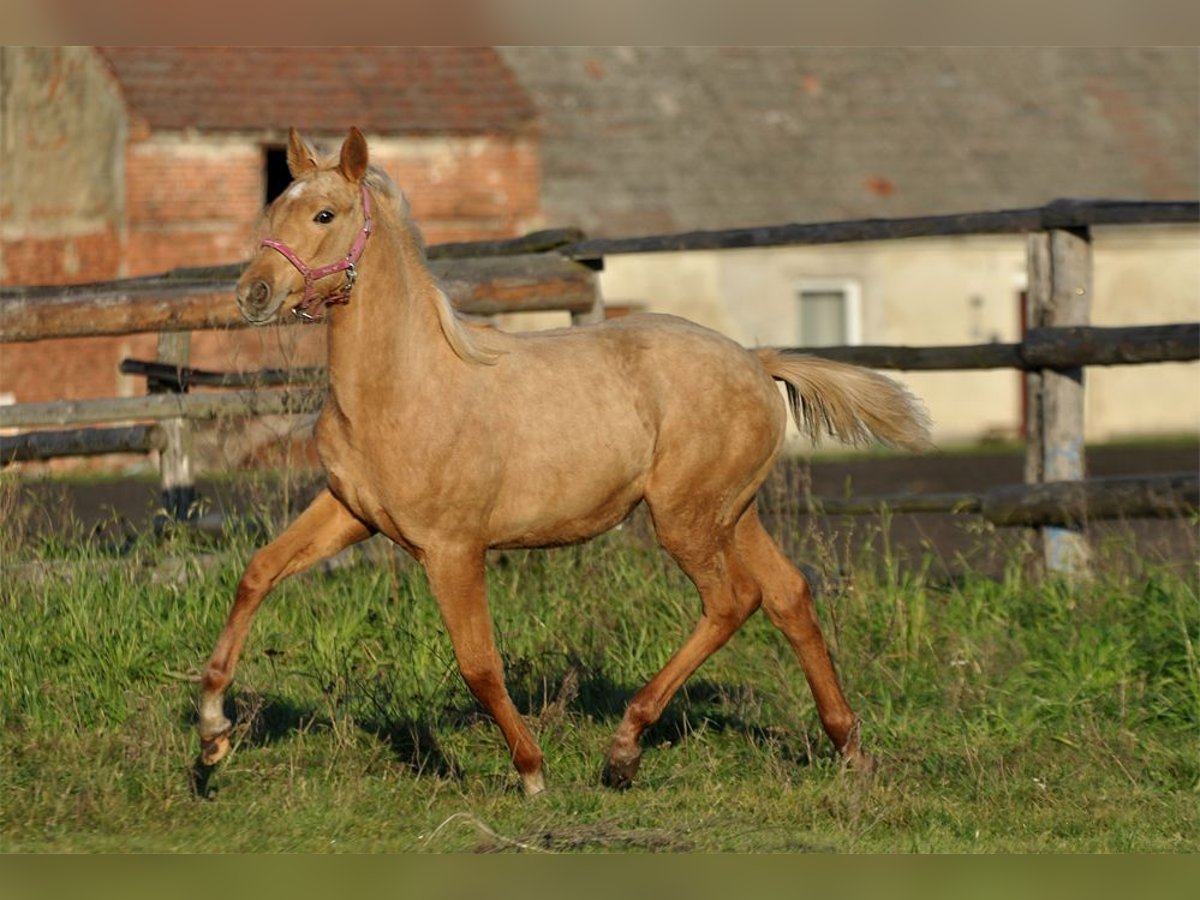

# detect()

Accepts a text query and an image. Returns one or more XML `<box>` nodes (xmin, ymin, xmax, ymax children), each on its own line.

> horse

<box><xmin>197</xmin><ymin>127</ymin><xmax>931</xmax><ymax>796</ymax></box>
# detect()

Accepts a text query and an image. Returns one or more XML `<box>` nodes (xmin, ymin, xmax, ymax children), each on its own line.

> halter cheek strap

<box><xmin>260</xmin><ymin>183</ymin><xmax>374</xmax><ymax>322</ymax></box>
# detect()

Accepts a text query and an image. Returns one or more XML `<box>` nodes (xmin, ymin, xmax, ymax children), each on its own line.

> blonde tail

<box><xmin>756</xmin><ymin>349</ymin><xmax>932</xmax><ymax>451</ymax></box>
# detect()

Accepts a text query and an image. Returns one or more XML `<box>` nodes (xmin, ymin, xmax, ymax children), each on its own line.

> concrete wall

<box><xmin>0</xmin><ymin>47</ymin><xmax>125</xmax><ymax>285</ymax></box>
<box><xmin>1</xmin><ymin>48</ymin><xmax>130</xmax><ymax>412</ymax></box>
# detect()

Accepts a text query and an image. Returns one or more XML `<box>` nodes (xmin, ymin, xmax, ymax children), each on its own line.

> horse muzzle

<box><xmin>235</xmin><ymin>277</ymin><xmax>285</xmax><ymax>325</ymax></box>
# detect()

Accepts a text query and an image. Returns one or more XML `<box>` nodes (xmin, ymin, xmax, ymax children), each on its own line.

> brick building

<box><xmin>1</xmin><ymin>47</ymin><xmax>541</xmax><ymax>413</ymax></box>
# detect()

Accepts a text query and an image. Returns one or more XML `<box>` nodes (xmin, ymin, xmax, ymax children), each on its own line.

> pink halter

<box><xmin>261</xmin><ymin>183</ymin><xmax>374</xmax><ymax>322</ymax></box>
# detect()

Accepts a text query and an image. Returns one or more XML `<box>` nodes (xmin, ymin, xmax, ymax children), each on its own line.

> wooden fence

<box><xmin>2</xmin><ymin>200</ymin><xmax>1197</xmax><ymax>576</ymax></box>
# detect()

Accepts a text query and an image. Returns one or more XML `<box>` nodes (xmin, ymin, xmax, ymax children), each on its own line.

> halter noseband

<box><xmin>260</xmin><ymin>182</ymin><xmax>374</xmax><ymax>322</ymax></box>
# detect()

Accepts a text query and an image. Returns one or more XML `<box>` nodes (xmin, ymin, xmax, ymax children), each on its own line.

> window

<box><xmin>796</xmin><ymin>280</ymin><xmax>861</xmax><ymax>347</ymax></box>
<box><xmin>264</xmin><ymin>146</ymin><xmax>292</xmax><ymax>205</ymax></box>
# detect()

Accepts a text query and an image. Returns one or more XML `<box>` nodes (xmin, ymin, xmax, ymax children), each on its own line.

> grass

<box><xmin>1</xmin><ymin>475</ymin><xmax>1197</xmax><ymax>853</ymax></box>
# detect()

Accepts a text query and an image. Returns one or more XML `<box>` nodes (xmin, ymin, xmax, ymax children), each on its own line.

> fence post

<box><xmin>570</xmin><ymin>258</ymin><xmax>606</xmax><ymax>326</ymax></box>
<box><xmin>152</xmin><ymin>330</ymin><xmax>196</xmax><ymax>526</ymax></box>
<box><xmin>1024</xmin><ymin>228</ymin><xmax>1093</xmax><ymax>578</ymax></box>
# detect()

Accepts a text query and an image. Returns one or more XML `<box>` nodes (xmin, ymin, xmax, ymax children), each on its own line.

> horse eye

<box><xmin>314</xmin><ymin>209</ymin><xmax>335</xmax><ymax>224</ymax></box>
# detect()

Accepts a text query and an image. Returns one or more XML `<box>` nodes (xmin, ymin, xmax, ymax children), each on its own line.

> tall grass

<box><xmin>1</xmin><ymin>474</ymin><xmax>1197</xmax><ymax>852</ymax></box>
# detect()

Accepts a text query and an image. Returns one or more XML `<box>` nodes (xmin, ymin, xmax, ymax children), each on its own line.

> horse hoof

<box><xmin>843</xmin><ymin>748</ymin><xmax>876</xmax><ymax>776</ymax></box>
<box><xmin>521</xmin><ymin>770</ymin><xmax>547</xmax><ymax>798</ymax></box>
<box><xmin>602</xmin><ymin>750</ymin><xmax>641</xmax><ymax>790</ymax></box>
<box><xmin>199</xmin><ymin>730</ymin><xmax>231</xmax><ymax>766</ymax></box>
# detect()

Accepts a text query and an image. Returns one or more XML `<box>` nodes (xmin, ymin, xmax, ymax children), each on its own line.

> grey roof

<box><xmin>499</xmin><ymin>47</ymin><xmax>1199</xmax><ymax>236</ymax></box>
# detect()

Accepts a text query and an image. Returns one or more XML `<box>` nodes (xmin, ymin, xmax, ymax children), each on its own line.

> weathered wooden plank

<box><xmin>434</xmin><ymin>254</ymin><xmax>598</xmax><ymax>317</ymax></box>
<box><xmin>0</xmin><ymin>254</ymin><xmax>598</xmax><ymax>342</ymax></box>
<box><xmin>426</xmin><ymin>228</ymin><xmax>586</xmax><ymax>260</ymax></box>
<box><xmin>564</xmin><ymin>209</ymin><xmax>1044</xmax><ymax>258</ymax></box>
<box><xmin>1021</xmin><ymin>323</ymin><xmax>1200</xmax><ymax>367</ymax></box>
<box><xmin>795</xmin><ymin>342</ymin><xmax>1024</xmax><ymax>371</ymax></box>
<box><xmin>1039</xmin><ymin>198</ymin><xmax>1200</xmax><ymax>229</ymax></box>
<box><xmin>0</xmin><ymin>287</ymin><xmax>240</xmax><ymax>342</ymax></box>
<box><xmin>119</xmin><ymin>359</ymin><xmax>325</xmax><ymax>389</ymax></box>
<box><xmin>773</xmin><ymin>323</ymin><xmax>1199</xmax><ymax>371</ymax></box>
<box><xmin>561</xmin><ymin>199</ymin><xmax>1199</xmax><ymax>259</ymax></box>
<box><xmin>0</xmin><ymin>425</ymin><xmax>165</xmax><ymax>464</ymax></box>
<box><xmin>814</xmin><ymin>491</ymin><xmax>984</xmax><ymax>516</ymax></box>
<box><xmin>980</xmin><ymin>472</ymin><xmax>1199</xmax><ymax>527</ymax></box>
<box><xmin>801</xmin><ymin>472</ymin><xmax>1198</xmax><ymax>526</ymax></box>
<box><xmin>0</xmin><ymin>388</ymin><xmax>325</xmax><ymax>429</ymax></box>
<box><xmin>0</xmin><ymin>231</ymin><xmax>593</xmax><ymax>299</ymax></box>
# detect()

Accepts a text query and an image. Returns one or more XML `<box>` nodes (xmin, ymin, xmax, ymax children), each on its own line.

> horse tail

<box><xmin>755</xmin><ymin>349</ymin><xmax>933</xmax><ymax>451</ymax></box>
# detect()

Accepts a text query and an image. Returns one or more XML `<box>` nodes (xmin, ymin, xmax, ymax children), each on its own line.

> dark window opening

<box><xmin>264</xmin><ymin>146</ymin><xmax>292</xmax><ymax>204</ymax></box>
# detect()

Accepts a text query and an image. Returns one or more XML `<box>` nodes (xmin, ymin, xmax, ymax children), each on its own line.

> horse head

<box><xmin>236</xmin><ymin>127</ymin><xmax>372</xmax><ymax>324</ymax></box>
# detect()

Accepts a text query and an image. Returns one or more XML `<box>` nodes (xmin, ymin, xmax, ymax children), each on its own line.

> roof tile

<box><xmin>97</xmin><ymin>47</ymin><xmax>536</xmax><ymax>136</ymax></box>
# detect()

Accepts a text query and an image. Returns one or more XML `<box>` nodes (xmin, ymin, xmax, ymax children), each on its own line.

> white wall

<box><xmin>1088</xmin><ymin>226</ymin><xmax>1200</xmax><ymax>441</ymax></box>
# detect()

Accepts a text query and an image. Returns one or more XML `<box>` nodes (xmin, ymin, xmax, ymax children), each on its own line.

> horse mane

<box><xmin>362</xmin><ymin>166</ymin><xmax>506</xmax><ymax>367</ymax></box>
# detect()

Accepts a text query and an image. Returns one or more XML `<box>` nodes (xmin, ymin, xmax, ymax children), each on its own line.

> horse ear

<box><xmin>339</xmin><ymin>127</ymin><xmax>369</xmax><ymax>183</ymax></box>
<box><xmin>287</xmin><ymin>128</ymin><xmax>318</xmax><ymax>178</ymax></box>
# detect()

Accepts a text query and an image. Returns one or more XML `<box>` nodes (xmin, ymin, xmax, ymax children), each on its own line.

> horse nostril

<box><xmin>236</xmin><ymin>279</ymin><xmax>277</xmax><ymax>323</ymax></box>
<box><xmin>247</xmin><ymin>280</ymin><xmax>270</xmax><ymax>306</ymax></box>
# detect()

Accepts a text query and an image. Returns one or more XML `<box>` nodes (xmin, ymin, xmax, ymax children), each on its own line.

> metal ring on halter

<box><xmin>291</xmin><ymin>303</ymin><xmax>321</xmax><ymax>323</ymax></box>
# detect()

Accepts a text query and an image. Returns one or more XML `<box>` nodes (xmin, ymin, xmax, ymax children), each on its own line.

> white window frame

<box><xmin>795</xmin><ymin>278</ymin><xmax>863</xmax><ymax>347</ymax></box>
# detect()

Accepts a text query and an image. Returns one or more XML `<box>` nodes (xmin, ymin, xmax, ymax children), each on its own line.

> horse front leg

<box><xmin>424</xmin><ymin>546</ymin><xmax>546</xmax><ymax>797</ymax></box>
<box><xmin>197</xmin><ymin>489</ymin><xmax>373</xmax><ymax>765</ymax></box>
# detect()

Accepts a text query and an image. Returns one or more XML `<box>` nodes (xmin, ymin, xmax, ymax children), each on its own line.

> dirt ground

<box><xmin>9</xmin><ymin>441</ymin><xmax>1196</xmax><ymax>581</ymax></box>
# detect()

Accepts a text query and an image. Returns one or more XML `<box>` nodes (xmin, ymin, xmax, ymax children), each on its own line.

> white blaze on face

<box><xmin>285</xmin><ymin>180</ymin><xmax>309</xmax><ymax>201</ymax></box>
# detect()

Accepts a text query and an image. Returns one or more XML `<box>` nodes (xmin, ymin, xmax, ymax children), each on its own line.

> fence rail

<box><xmin>0</xmin><ymin>388</ymin><xmax>322</xmax><ymax>430</ymax></box>
<box><xmin>0</xmin><ymin>424</ymin><xmax>165</xmax><ymax>464</ymax></box>
<box><xmin>798</xmin><ymin>323</ymin><xmax>1199</xmax><ymax>371</ymax></box>
<box><xmin>560</xmin><ymin>199</ymin><xmax>1199</xmax><ymax>258</ymax></box>
<box><xmin>0</xmin><ymin>252</ymin><xmax>598</xmax><ymax>342</ymax></box>
<box><xmin>118</xmin><ymin>359</ymin><xmax>324</xmax><ymax>390</ymax></box>
<box><xmin>3</xmin><ymin>199</ymin><xmax>1198</xmax><ymax>578</ymax></box>
<box><xmin>812</xmin><ymin>472</ymin><xmax>1200</xmax><ymax>526</ymax></box>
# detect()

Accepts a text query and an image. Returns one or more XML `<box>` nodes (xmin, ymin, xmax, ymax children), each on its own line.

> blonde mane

<box><xmin>363</xmin><ymin>165</ymin><xmax>505</xmax><ymax>367</ymax></box>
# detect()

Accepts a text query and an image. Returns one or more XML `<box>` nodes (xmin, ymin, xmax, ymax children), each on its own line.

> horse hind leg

<box><xmin>734</xmin><ymin>509</ymin><xmax>870</xmax><ymax>769</ymax></box>
<box><xmin>198</xmin><ymin>489</ymin><xmax>373</xmax><ymax>765</ymax></box>
<box><xmin>603</xmin><ymin>526</ymin><xmax>762</xmax><ymax>789</ymax></box>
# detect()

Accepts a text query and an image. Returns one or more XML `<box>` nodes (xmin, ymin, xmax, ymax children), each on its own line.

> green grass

<box><xmin>1</xmin><ymin>486</ymin><xmax>1197</xmax><ymax>852</ymax></box>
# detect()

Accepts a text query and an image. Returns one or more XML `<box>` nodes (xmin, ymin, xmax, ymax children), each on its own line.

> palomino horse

<box><xmin>198</xmin><ymin>127</ymin><xmax>931</xmax><ymax>796</ymax></box>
